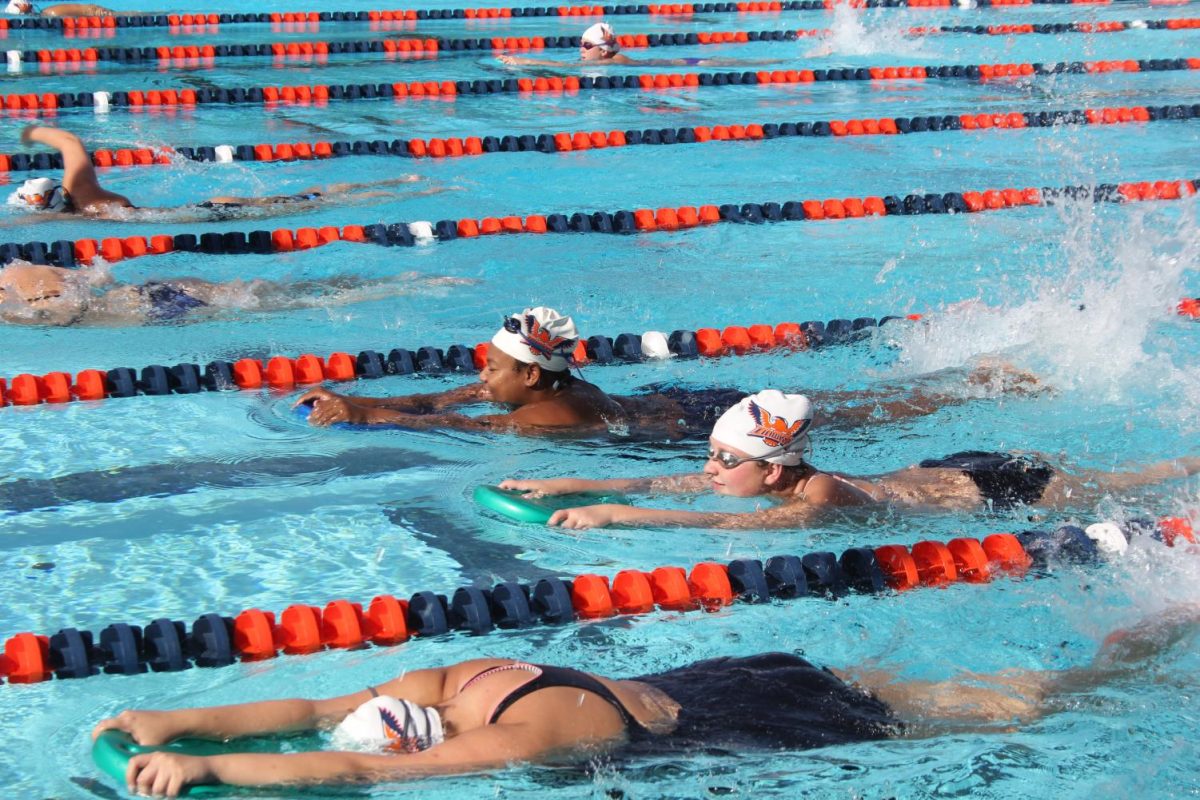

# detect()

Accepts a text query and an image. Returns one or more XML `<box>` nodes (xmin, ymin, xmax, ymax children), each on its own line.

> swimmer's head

<box><xmin>711</xmin><ymin>390</ymin><xmax>814</xmax><ymax>467</ymax></box>
<box><xmin>491</xmin><ymin>306</ymin><xmax>578</xmax><ymax>372</ymax></box>
<box><xmin>7</xmin><ymin>177</ymin><xmax>70</xmax><ymax>212</ymax></box>
<box><xmin>331</xmin><ymin>696</ymin><xmax>445</xmax><ymax>753</ymax></box>
<box><xmin>484</xmin><ymin>307</ymin><xmax>579</xmax><ymax>402</ymax></box>
<box><xmin>580</xmin><ymin>22</ymin><xmax>619</xmax><ymax>60</ymax></box>
<box><xmin>705</xmin><ymin>391</ymin><xmax>813</xmax><ymax>495</ymax></box>
<box><xmin>0</xmin><ymin>262</ymin><xmax>88</xmax><ymax>326</ymax></box>
<box><xmin>5</xmin><ymin>1</ymin><xmax>35</xmax><ymax>14</ymax></box>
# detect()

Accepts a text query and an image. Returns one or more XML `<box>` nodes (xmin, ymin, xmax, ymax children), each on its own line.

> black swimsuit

<box><xmin>470</xmin><ymin>655</ymin><xmax>900</xmax><ymax>753</ymax></box>
<box><xmin>466</xmin><ymin>662</ymin><xmax>649</xmax><ymax>732</ymax></box>
<box><xmin>918</xmin><ymin>450</ymin><xmax>1054</xmax><ymax>508</ymax></box>
<box><xmin>644</xmin><ymin>385</ymin><xmax>747</xmax><ymax>432</ymax></box>
<box><xmin>633</xmin><ymin>653</ymin><xmax>901</xmax><ymax>753</ymax></box>
<box><xmin>137</xmin><ymin>281</ymin><xmax>208</xmax><ymax>321</ymax></box>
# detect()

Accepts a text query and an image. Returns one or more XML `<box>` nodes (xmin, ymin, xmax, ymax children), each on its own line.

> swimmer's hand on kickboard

<box><xmin>473</xmin><ymin>484</ymin><xmax>627</xmax><ymax>525</ymax></box>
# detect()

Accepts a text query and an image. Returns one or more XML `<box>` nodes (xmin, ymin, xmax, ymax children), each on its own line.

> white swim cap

<box><xmin>331</xmin><ymin>696</ymin><xmax>445</xmax><ymax>753</ymax></box>
<box><xmin>7</xmin><ymin>177</ymin><xmax>69</xmax><ymax>211</ymax></box>
<box><xmin>491</xmin><ymin>306</ymin><xmax>579</xmax><ymax>372</ymax></box>
<box><xmin>5</xmin><ymin>1</ymin><xmax>34</xmax><ymax>14</ymax></box>
<box><xmin>581</xmin><ymin>22</ymin><xmax>619</xmax><ymax>52</ymax></box>
<box><xmin>710</xmin><ymin>390</ymin><xmax>814</xmax><ymax>466</ymax></box>
<box><xmin>1084</xmin><ymin>522</ymin><xmax>1129</xmax><ymax>556</ymax></box>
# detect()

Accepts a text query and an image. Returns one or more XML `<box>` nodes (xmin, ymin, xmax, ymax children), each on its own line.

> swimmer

<box><xmin>501</xmin><ymin>389</ymin><xmax>1200</xmax><ymax>529</ymax></box>
<box><xmin>8</xmin><ymin>126</ymin><xmax>446</xmax><ymax>223</ymax></box>
<box><xmin>0</xmin><ymin>260</ymin><xmax>475</xmax><ymax>326</ymax></box>
<box><xmin>293</xmin><ymin>306</ymin><xmax>1032</xmax><ymax>436</ymax></box>
<box><xmin>4</xmin><ymin>0</ymin><xmax>146</xmax><ymax>17</ymax></box>
<box><xmin>496</xmin><ymin>22</ymin><xmax>781</xmax><ymax>68</ymax></box>
<box><xmin>91</xmin><ymin>605</ymin><xmax>1200</xmax><ymax>795</ymax></box>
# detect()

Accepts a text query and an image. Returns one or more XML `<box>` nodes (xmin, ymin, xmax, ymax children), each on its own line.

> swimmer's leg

<box><xmin>1038</xmin><ymin>457</ymin><xmax>1200</xmax><ymax>507</ymax></box>
<box><xmin>841</xmin><ymin>605</ymin><xmax>1200</xmax><ymax>730</ymax></box>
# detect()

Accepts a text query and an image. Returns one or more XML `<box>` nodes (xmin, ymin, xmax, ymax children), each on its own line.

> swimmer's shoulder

<box><xmin>799</xmin><ymin>472</ymin><xmax>883</xmax><ymax>506</ymax></box>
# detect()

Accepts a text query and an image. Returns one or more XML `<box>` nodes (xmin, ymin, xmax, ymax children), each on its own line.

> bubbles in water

<box><xmin>804</xmin><ymin>5</ymin><xmax>932</xmax><ymax>58</ymax></box>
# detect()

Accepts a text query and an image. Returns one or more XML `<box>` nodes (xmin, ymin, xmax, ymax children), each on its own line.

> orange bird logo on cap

<box><xmin>521</xmin><ymin>315</ymin><xmax>572</xmax><ymax>359</ymax></box>
<box><xmin>746</xmin><ymin>401</ymin><xmax>809</xmax><ymax>448</ymax></box>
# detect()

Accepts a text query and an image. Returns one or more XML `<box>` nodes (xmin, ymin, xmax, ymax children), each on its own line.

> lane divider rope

<box><xmin>0</xmin><ymin>177</ymin><xmax>1194</xmax><ymax>277</ymax></box>
<box><xmin>2</xmin><ymin>292</ymin><xmax>1196</xmax><ymax>409</ymax></box>
<box><xmin>2</xmin><ymin>0</ymin><xmax>1189</xmax><ymax>35</ymax></box>
<box><xmin>0</xmin><ymin>313</ymin><xmax>920</xmax><ymax>408</ymax></box>
<box><xmin>1</xmin><ymin>518</ymin><xmax>1194</xmax><ymax>684</ymax></box>
<box><xmin>3</xmin><ymin>102</ymin><xmax>1196</xmax><ymax>174</ymax></box>
<box><xmin>2</xmin><ymin>54</ymin><xmax>1196</xmax><ymax>114</ymax></box>
<box><xmin>8</xmin><ymin>19</ymin><xmax>1196</xmax><ymax>70</ymax></box>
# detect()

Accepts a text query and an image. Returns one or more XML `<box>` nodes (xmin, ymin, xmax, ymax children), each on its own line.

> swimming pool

<box><xmin>2</xmin><ymin>0</ymin><xmax>1199</xmax><ymax>795</ymax></box>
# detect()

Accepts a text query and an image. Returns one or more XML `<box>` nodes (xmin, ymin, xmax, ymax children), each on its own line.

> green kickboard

<box><xmin>92</xmin><ymin>731</ymin><xmax>371</xmax><ymax>797</ymax></box>
<box><xmin>92</xmin><ymin>731</ymin><xmax>234</xmax><ymax>796</ymax></box>
<box><xmin>473</xmin><ymin>484</ymin><xmax>626</xmax><ymax>524</ymax></box>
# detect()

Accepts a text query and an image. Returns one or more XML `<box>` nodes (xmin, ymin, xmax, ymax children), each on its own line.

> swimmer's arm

<box><xmin>137</xmin><ymin>722</ymin><xmax>569</xmax><ymax>791</ymax></box>
<box><xmin>548</xmin><ymin>500</ymin><xmax>825</xmax><ymax>530</ymax></box>
<box><xmin>351</xmin><ymin>383</ymin><xmax>488</xmax><ymax>413</ymax></box>
<box><xmin>500</xmin><ymin>473</ymin><xmax>699</xmax><ymax>495</ymax></box>
<box><xmin>22</xmin><ymin>125</ymin><xmax>91</xmax><ymax>189</ymax></box>
<box><xmin>496</xmin><ymin>55</ymin><xmax>565</xmax><ymax>66</ymax></box>
<box><xmin>22</xmin><ymin>125</ymin><xmax>131</xmax><ymax>209</ymax></box>
<box><xmin>92</xmin><ymin>697</ymin><xmax>360</xmax><ymax>746</ymax></box>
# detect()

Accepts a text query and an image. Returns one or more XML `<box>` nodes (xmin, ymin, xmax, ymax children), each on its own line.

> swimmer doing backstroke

<box><xmin>6</xmin><ymin>126</ymin><xmax>448</xmax><ymax>224</ymax></box>
<box><xmin>501</xmin><ymin>389</ymin><xmax>1200</xmax><ymax>529</ymax></box>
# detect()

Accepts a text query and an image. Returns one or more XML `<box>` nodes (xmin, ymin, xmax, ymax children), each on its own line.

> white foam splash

<box><xmin>804</xmin><ymin>5</ymin><xmax>931</xmax><ymax>58</ymax></box>
<box><xmin>889</xmin><ymin>197</ymin><xmax>1200</xmax><ymax>410</ymax></box>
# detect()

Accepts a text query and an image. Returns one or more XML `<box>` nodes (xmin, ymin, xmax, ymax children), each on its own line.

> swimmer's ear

<box><xmin>762</xmin><ymin>463</ymin><xmax>785</xmax><ymax>486</ymax></box>
<box><xmin>522</xmin><ymin>363</ymin><xmax>542</xmax><ymax>387</ymax></box>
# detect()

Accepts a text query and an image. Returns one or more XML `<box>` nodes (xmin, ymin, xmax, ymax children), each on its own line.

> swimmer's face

<box><xmin>703</xmin><ymin>438</ymin><xmax>774</xmax><ymax>497</ymax></box>
<box><xmin>479</xmin><ymin>348</ymin><xmax>534</xmax><ymax>405</ymax></box>
<box><xmin>579</xmin><ymin>39</ymin><xmax>617</xmax><ymax>61</ymax></box>
<box><xmin>0</xmin><ymin>264</ymin><xmax>86</xmax><ymax>326</ymax></box>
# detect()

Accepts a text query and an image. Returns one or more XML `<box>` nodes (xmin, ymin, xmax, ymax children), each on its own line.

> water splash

<box><xmin>889</xmin><ymin>198</ymin><xmax>1200</xmax><ymax>408</ymax></box>
<box><xmin>804</xmin><ymin>4</ymin><xmax>932</xmax><ymax>58</ymax></box>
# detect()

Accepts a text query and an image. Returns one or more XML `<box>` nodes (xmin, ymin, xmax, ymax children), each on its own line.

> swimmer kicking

<box><xmin>294</xmin><ymin>305</ymin><xmax>1040</xmax><ymax>439</ymax></box>
<box><xmin>7</xmin><ymin>126</ymin><xmax>447</xmax><ymax>223</ymax></box>
<box><xmin>501</xmin><ymin>390</ymin><xmax>1200</xmax><ymax>529</ymax></box>
<box><xmin>0</xmin><ymin>260</ymin><xmax>475</xmax><ymax>326</ymax></box>
<box><xmin>497</xmin><ymin>22</ymin><xmax>782</xmax><ymax>69</ymax></box>
<box><xmin>91</xmin><ymin>605</ymin><xmax>1200</xmax><ymax>795</ymax></box>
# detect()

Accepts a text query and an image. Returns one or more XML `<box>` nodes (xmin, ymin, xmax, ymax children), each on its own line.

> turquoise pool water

<box><xmin>1</xmin><ymin>0</ymin><xmax>1199</xmax><ymax>797</ymax></box>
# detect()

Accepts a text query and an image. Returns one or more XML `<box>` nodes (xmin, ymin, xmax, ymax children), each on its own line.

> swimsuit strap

<box><xmin>485</xmin><ymin>663</ymin><xmax>649</xmax><ymax>732</ymax></box>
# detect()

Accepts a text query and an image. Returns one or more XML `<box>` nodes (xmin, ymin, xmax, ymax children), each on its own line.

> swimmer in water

<box><xmin>4</xmin><ymin>0</ymin><xmax>146</xmax><ymax>17</ymax></box>
<box><xmin>496</xmin><ymin>22</ymin><xmax>782</xmax><ymax>68</ymax></box>
<box><xmin>501</xmin><ymin>389</ymin><xmax>1200</xmax><ymax>529</ymax></box>
<box><xmin>7</xmin><ymin>126</ymin><xmax>446</xmax><ymax>223</ymax></box>
<box><xmin>294</xmin><ymin>306</ymin><xmax>1035</xmax><ymax>438</ymax></box>
<box><xmin>91</xmin><ymin>605</ymin><xmax>1200</xmax><ymax>795</ymax></box>
<box><xmin>0</xmin><ymin>260</ymin><xmax>475</xmax><ymax>326</ymax></box>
